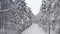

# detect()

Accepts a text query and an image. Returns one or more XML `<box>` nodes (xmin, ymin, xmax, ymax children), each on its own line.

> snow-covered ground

<box><xmin>21</xmin><ymin>23</ymin><xmax>46</xmax><ymax>34</ymax></box>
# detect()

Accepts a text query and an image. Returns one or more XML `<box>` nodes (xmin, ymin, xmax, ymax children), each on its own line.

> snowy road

<box><xmin>21</xmin><ymin>23</ymin><xmax>46</xmax><ymax>34</ymax></box>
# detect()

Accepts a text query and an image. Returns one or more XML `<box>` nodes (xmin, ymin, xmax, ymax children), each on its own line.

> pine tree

<box><xmin>39</xmin><ymin>0</ymin><xmax>60</xmax><ymax>34</ymax></box>
<box><xmin>0</xmin><ymin>0</ymin><xmax>33</xmax><ymax>34</ymax></box>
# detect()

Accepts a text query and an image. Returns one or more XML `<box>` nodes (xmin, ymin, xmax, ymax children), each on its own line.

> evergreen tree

<box><xmin>38</xmin><ymin>0</ymin><xmax>60</xmax><ymax>34</ymax></box>
<box><xmin>0</xmin><ymin>0</ymin><xmax>33</xmax><ymax>34</ymax></box>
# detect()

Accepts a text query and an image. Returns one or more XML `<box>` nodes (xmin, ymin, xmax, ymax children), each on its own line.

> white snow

<box><xmin>21</xmin><ymin>23</ymin><xmax>46</xmax><ymax>34</ymax></box>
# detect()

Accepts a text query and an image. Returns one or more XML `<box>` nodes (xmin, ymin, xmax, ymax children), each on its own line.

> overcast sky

<box><xmin>25</xmin><ymin>0</ymin><xmax>42</xmax><ymax>15</ymax></box>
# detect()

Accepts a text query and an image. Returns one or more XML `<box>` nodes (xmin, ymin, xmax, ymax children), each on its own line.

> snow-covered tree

<box><xmin>0</xmin><ymin>0</ymin><xmax>33</xmax><ymax>34</ymax></box>
<box><xmin>38</xmin><ymin>0</ymin><xmax>60</xmax><ymax>34</ymax></box>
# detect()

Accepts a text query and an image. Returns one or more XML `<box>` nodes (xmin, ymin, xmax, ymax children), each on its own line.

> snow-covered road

<box><xmin>21</xmin><ymin>23</ymin><xmax>46</xmax><ymax>34</ymax></box>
